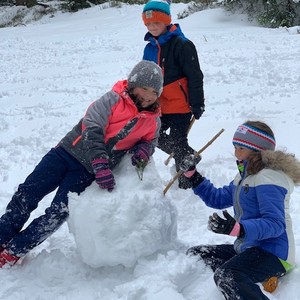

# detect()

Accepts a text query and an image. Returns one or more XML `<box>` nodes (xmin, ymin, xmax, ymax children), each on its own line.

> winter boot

<box><xmin>262</xmin><ymin>276</ymin><xmax>278</xmax><ymax>293</ymax></box>
<box><xmin>0</xmin><ymin>249</ymin><xmax>20</xmax><ymax>268</ymax></box>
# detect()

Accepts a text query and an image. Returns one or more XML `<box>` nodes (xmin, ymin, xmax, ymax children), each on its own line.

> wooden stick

<box><xmin>163</xmin><ymin>128</ymin><xmax>225</xmax><ymax>196</ymax></box>
<box><xmin>164</xmin><ymin>116</ymin><xmax>196</xmax><ymax>166</ymax></box>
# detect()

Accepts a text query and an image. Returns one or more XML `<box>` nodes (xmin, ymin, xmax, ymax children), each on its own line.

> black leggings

<box><xmin>187</xmin><ymin>244</ymin><xmax>286</xmax><ymax>300</ymax></box>
<box><xmin>158</xmin><ymin>113</ymin><xmax>195</xmax><ymax>169</ymax></box>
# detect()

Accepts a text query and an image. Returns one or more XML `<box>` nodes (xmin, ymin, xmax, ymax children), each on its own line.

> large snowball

<box><xmin>68</xmin><ymin>155</ymin><xmax>177</xmax><ymax>268</ymax></box>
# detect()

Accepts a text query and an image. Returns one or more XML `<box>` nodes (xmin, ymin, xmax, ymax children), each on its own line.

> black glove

<box><xmin>179</xmin><ymin>154</ymin><xmax>202</xmax><ymax>172</ymax></box>
<box><xmin>179</xmin><ymin>154</ymin><xmax>204</xmax><ymax>188</ymax></box>
<box><xmin>208</xmin><ymin>210</ymin><xmax>241</xmax><ymax>236</ymax></box>
<box><xmin>191</xmin><ymin>106</ymin><xmax>205</xmax><ymax>120</ymax></box>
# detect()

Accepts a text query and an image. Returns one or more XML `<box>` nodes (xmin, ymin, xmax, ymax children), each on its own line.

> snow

<box><xmin>1</xmin><ymin>3</ymin><xmax>300</xmax><ymax>300</ymax></box>
<box><xmin>69</xmin><ymin>156</ymin><xmax>178</xmax><ymax>268</ymax></box>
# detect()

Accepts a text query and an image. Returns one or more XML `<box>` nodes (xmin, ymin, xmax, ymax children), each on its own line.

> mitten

<box><xmin>191</xmin><ymin>106</ymin><xmax>205</xmax><ymax>120</ymax></box>
<box><xmin>208</xmin><ymin>210</ymin><xmax>243</xmax><ymax>236</ymax></box>
<box><xmin>131</xmin><ymin>141</ymin><xmax>152</xmax><ymax>167</ymax></box>
<box><xmin>92</xmin><ymin>158</ymin><xmax>115</xmax><ymax>191</ymax></box>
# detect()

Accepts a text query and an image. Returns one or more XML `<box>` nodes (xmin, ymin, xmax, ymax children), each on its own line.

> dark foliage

<box><xmin>0</xmin><ymin>0</ymin><xmax>299</xmax><ymax>28</ymax></box>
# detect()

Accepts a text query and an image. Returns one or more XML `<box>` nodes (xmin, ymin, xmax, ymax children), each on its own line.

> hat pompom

<box><xmin>128</xmin><ymin>60</ymin><xmax>163</xmax><ymax>96</ymax></box>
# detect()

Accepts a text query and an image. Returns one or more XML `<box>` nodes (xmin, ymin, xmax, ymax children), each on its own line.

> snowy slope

<box><xmin>0</xmin><ymin>4</ymin><xmax>300</xmax><ymax>300</ymax></box>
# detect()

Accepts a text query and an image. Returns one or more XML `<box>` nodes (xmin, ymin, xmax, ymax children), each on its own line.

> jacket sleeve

<box><xmin>192</xmin><ymin>178</ymin><xmax>234</xmax><ymax>209</ymax></box>
<box><xmin>178</xmin><ymin>40</ymin><xmax>205</xmax><ymax>110</ymax></box>
<box><xmin>145</xmin><ymin>114</ymin><xmax>161</xmax><ymax>153</ymax></box>
<box><xmin>82</xmin><ymin>90</ymin><xmax>119</xmax><ymax>163</ymax></box>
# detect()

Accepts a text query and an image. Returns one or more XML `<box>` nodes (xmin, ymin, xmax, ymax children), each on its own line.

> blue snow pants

<box><xmin>0</xmin><ymin>146</ymin><xmax>95</xmax><ymax>256</ymax></box>
<box><xmin>187</xmin><ymin>244</ymin><xmax>286</xmax><ymax>300</ymax></box>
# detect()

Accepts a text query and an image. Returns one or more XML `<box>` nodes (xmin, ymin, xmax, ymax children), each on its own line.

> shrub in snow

<box><xmin>68</xmin><ymin>155</ymin><xmax>178</xmax><ymax>268</ymax></box>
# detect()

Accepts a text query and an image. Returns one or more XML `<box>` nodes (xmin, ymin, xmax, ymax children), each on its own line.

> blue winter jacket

<box><xmin>192</xmin><ymin>151</ymin><xmax>300</xmax><ymax>266</ymax></box>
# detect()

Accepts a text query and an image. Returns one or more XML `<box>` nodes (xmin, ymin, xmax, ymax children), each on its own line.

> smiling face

<box><xmin>145</xmin><ymin>22</ymin><xmax>167</xmax><ymax>37</ymax></box>
<box><xmin>131</xmin><ymin>86</ymin><xmax>159</xmax><ymax>108</ymax></box>
<box><xmin>234</xmin><ymin>145</ymin><xmax>255</xmax><ymax>161</ymax></box>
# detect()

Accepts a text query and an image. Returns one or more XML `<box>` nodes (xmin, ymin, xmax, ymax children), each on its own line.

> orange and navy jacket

<box><xmin>59</xmin><ymin>80</ymin><xmax>161</xmax><ymax>173</ymax></box>
<box><xmin>143</xmin><ymin>23</ymin><xmax>204</xmax><ymax>115</ymax></box>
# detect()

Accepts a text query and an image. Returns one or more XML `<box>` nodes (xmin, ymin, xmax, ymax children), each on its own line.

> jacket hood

<box><xmin>111</xmin><ymin>80</ymin><xmax>161</xmax><ymax>117</ymax></box>
<box><xmin>111</xmin><ymin>80</ymin><xmax>128</xmax><ymax>95</ymax></box>
<box><xmin>262</xmin><ymin>150</ymin><xmax>300</xmax><ymax>185</ymax></box>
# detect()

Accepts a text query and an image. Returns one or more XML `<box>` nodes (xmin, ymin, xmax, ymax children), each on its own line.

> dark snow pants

<box><xmin>158</xmin><ymin>112</ymin><xmax>195</xmax><ymax>169</ymax></box>
<box><xmin>0</xmin><ymin>146</ymin><xmax>95</xmax><ymax>256</ymax></box>
<box><xmin>187</xmin><ymin>244</ymin><xmax>286</xmax><ymax>300</ymax></box>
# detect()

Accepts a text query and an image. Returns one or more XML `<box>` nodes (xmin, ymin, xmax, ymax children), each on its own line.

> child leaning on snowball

<box><xmin>180</xmin><ymin>120</ymin><xmax>300</xmax><ymax>300</ymax></box>
<box><xmin>0</xmin><ymin>60</ymin><xmax>163</xmax><ymax>268</ymax></box>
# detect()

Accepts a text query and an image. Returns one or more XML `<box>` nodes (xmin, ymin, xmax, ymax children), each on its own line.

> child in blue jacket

<box><xmin>142</xmin><ymin>0</ymin><xmax>205</xmax><ymax>188</ymax></box>
<box><xmin>180</xmin><ymin>120</ymin><xmax>300</xmax><ymax>300</ymax></box>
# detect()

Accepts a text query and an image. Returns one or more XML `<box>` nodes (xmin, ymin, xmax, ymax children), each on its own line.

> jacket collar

<box><xmin>144</xmin><ymin>23</ymin><xmax>184</xmax><ymax>46</ymax></box>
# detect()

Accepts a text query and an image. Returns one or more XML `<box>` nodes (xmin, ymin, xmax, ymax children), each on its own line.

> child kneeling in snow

<box><xmin>0</xmin><ymin>60</ymin><xmax>163</xmax><ymax>268</ymax></box>
<box><xmin>180</xmin><ymin>121</ymin><xmax>300</xmax><ymax>300</ymax></box>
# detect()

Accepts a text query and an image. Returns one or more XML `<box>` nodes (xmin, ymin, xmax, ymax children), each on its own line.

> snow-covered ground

<box><xmin>1</xmin><ymin>3</ymin><xmax>300</xmax><ymax>300</ymax></box>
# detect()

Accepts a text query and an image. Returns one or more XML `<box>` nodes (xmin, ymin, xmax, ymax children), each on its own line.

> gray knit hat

<box><xmin>127</xmin><ymin>60</ymin><xmax>163</xmax><ymax>96</ymax></box>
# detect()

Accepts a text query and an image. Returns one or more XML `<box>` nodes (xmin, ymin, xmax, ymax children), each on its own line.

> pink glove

<box><xmin>131</xmin><ymin>141</ymin><xmax>152</xmax><ymax>166</ymax></box>
<box><xmin>92</xmin><ymin>158</ymin><xmax>115</xmax><ymax>191</ymax></box>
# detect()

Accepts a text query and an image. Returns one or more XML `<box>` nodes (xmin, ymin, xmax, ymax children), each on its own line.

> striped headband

<box><xmin>232</xmin><ymin>124</ymin><xmax>276</xmax><ymax>151</ymax></box>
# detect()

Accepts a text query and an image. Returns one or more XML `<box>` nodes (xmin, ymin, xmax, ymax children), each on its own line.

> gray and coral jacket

<box><xmin>58</xmin><ymin>80</ymin><xmax>161</xmax><ymax>173</ymax></box>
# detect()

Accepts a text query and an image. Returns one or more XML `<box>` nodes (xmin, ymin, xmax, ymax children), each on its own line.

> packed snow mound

<box><xmin>68</xmin><ymin>155</ymin><xmax>178</xmax><ymax>268</ymax></box>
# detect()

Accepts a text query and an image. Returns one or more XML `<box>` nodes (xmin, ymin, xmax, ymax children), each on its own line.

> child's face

<box><xmin>234</xmin><ymin>145</ymin><xmax>254</xmax><ymax>161</ymax></box>
<box><xmin>145</xmin><ymin>22</ymin><xmax>167</xmax><ymax>37</ymax></box>
<box><xmin>131</xmin><ymin>87</ymin><xmax>159</xmax><ymax>108</ymax></box>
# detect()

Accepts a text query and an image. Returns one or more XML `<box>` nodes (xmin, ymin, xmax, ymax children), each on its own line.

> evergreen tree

<box><xmin>222</xmin><ymin>0</ymin><xmax>300</xmax><ymax>27</ymax></box>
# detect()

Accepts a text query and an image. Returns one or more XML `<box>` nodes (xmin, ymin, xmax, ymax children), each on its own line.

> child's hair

<box><xmin>244</xmin><ymin>120</ymin><xmax>275</xmax><ymax>139</ymax></box>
